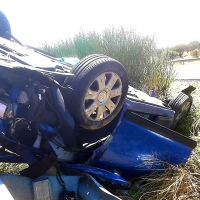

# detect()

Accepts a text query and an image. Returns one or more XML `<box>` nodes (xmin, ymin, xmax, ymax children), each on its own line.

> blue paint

<box><xmin>149</xmin><ymin>90</ymin><xmax>156</xmax><ymax>97</ymax></box>
<box><xmin>61</xmin><ymin>164</ymin><xmax>128</xmax><ymax>186</ymax></box>
<box><xmin>9</xmin><ymin>86</ymin><xmax>21</xmax><ymax>101</ymax></box>
<box><xmin>37</xmin><ymin>123</ymin><xmax>57</xmax><ymax>134</ymax></box>
<box><xmin>89</xmin><ymin>112</ymin><xmax>194</xmax><ymax>178</ymax></box>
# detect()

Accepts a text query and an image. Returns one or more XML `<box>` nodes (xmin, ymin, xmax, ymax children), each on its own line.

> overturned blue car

<box><xmin>0</xmin><ymin>10</ymin><xmax>197</xmax><ymax>200</ymax></box>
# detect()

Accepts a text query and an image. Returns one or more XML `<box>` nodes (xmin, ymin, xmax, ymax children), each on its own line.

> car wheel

<box><xmin>64</xmin><ymin>54</ymin><xmax>129</xmax><ymax>130</ymax></box>
<box><xmin>0</xmin><ymin>11</ymin><xmax>11</xmax><ymax>40</ymax></box>
<box><xmin>169</xmin><ymin>92</ymin><xmax>193</xmax><ymax>129</ymax></box>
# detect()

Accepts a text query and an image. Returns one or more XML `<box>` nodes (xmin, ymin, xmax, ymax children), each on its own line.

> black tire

<box><xmin>66</xmin><ymin>54</ymin><xmax>110</xmax><ymax>79</ymax></box>
<box><xmin>0</xmin><ymin>11</ymin><xmax>11</xmax><ymax>40</ymax></box>
<box><xmin>169</xmin><ymin>92</ymin><xmax>193</xmax><ymax>129</ymax></box>
<box><xmin>64</xmin><ymin>55</ymin><xmax>129</xmax><ymax>130</ymax></box>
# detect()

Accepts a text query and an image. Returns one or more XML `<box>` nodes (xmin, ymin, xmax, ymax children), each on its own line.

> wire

<box><xmin>13</xmin><ymin>118</ymin><xmax>25</xmax><ymax>126</ymax></box>
<box><xmin>56</xmin><ymin>167</ymin><xmax>67</xmax><ymax>188</ymax></box>
<box><xmin>40</xmin><ymin>70</ymin><xmax>73</xmax><ymax>90</ymax></box>
<box><xmin>9</xmin><ymin>118</ymin><xmax>26</xmax><ymax>144</ymax></box>
<box><xmin>45</xmin><ymin>92</ymin><xmax>62</xmax><ymax>129</ymax></box>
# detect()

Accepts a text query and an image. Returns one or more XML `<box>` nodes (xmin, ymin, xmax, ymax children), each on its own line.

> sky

<box><xmin>1</xmin><ymin>0</ymin><xmax>200</xmax><ymax>48</ymax></box>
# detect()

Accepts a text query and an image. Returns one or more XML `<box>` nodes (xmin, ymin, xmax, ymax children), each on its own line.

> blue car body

<box><xmin>87</xmin><ymin>105</ymin><xmax>196</xmax><ymax>178</ymax></box>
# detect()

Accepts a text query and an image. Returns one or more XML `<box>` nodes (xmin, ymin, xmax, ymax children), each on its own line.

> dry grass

<box><xmin>120</xmin><ymin>152</ymin><xmax>200</xmax><ymax>200</ymax></box>
<box><xmin>116</xmin><ymin>143</ymin><xmax>200</xmax><ymax>200</ymax></box>
<box><xmin>0</xmin><ymin>163</ymin><xmax>28</xmax><ymax>174</ymax></box>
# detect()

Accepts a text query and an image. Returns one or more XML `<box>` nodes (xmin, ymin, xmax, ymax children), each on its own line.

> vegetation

<box><xmin>165</xmin><ymin>49</ymin><xmax>179</xmax><ymax>60</ymax></box>
<box><xmin>188</xmin><ymin>41</ymin><xmax>200</xmax><ymax>51</ymax></box>
<box><xmin>42</xmin><ymin>27</ymin><xmax>176</xmax><ymax>96</ymax></box>
<box><xmin>191</xmin><ymin>49</ymin><xmax>200</xmax><ymax>58</ymax></box>
<box><xmin>172</xmin><ymin>44</ymin><xmax>187</xmax><ymax>58</ymax></box>
<box><xmin>119</xmin><ymin>153</ymin><xmax>200</xmax><ymax>200</ymax></box>
<box><xmin>170</xmin><ymin>40</ymin><xmax>200</xmax><ymax>59</ymax></box>
<box><xmin>0</xmin><ymin>163</ymin><xmax>27</xmax><ymax>174</ymax></box>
